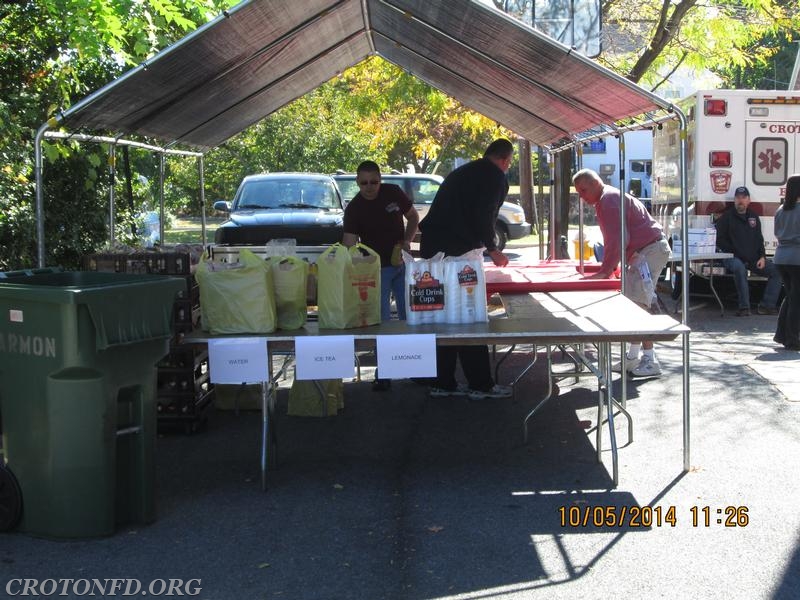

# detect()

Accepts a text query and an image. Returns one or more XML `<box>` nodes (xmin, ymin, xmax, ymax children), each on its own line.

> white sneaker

<box><xmin>429</xmin><ymin>383</ymin><xmax>469</xmax><ymax>397</ymax></box>
<box><xmin>467</xmin><ymin>384</ymin><xmax>513</xmax><ymax>400</ymax></box>
<box><xmin>611</xmin><ymin>356</ymin><xmax>641</xmax><ymax>373</ymax></box>
<box><xmin>629</xmin><ymin>355</ymin><xmax>662</xmax><ymax>378</ymax></box>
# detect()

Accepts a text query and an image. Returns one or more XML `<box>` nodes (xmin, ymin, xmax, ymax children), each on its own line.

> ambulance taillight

<box><xmin>709</xmin><ymin>151</ymin><xmax>731</xmax><ymax>168</ymax></box>
<box><xmin>704</xmin><ymin>99</ymin><xmax>727</xmax><ymax>116</ymax></box>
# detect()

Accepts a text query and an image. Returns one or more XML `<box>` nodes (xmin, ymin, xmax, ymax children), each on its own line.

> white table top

<box><xmin>668</xmin><ymin>252</ymin><xmax>733</xmax><ymax>262</ymax></box>
<box><xmin>184</xmin><ymin>290</ymin><xmax>689</xmax><ymax>347</ymax></box>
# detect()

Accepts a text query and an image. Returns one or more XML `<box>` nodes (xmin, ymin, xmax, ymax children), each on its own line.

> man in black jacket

<box><xmin>418</xmin><ymin>138</ymin><xmax>513</xmax><ymax>400</ymax></box>
<box><xmin>715</xmin><ymin>186</ymin><xmax>782</xmax><ymax>316</ymax></box>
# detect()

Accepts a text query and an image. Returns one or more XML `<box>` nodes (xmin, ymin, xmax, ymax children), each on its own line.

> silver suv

<box><xmin>333</xmin><ymin>172</ymin><xmax>531</xmax><ymax>250</ymax></box>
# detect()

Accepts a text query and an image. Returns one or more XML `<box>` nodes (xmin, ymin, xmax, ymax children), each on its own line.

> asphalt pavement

<box><xmin>1</xmin><ymin>256</ymin><xmax>799</xmax><ymax>600</ymax></box>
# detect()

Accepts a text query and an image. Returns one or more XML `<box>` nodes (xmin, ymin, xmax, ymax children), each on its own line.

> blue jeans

<box><xmin>722</xmin><ymin>256</ymin><xmax>782</xmax><ymax>309</ymax></box>
<box><xmin>380</xmin><ymin>265</ymin><xmax>406</xmax><ymax>321</ymax></box>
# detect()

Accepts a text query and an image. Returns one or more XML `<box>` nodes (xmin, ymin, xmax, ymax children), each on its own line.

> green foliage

<box><xmin>714</xmin><ymin>30</ymin><xmax>799</xmax><ymax>89</ymax></box>
<box><xmin>251</xmin><ymin>84</ymin><xmax>381</xmax><ymax>173</ymax></box>
<box><xmin>41</xmin><ymin>153</ymin><xmax>109</xmax><ymax>269</ymax></box>
<box><xmin>0</xmin><ymin>0</ymin><xmax>234</xmax><ymax>270</ymax></box>
<box><xmin>0</xmin><ymin>97</ymin><xmax>36</xmax><ymax>271</ymax></box>
<box><xmin>600</xmin><ymin>0</ymin><xmax>800</xmax><ymax>87</ymax></box>
<box><xmin>489</xmin><ymin>1</ymin><xmax>799</xmax><ymax>90</ymax></box>
<box><xmin>335</xmin><ymin>57</ymin><xmax>509</xmax><ymax>174</ymax></box>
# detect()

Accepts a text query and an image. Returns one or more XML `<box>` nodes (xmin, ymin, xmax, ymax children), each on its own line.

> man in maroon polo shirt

<box><xmin>573</xmin><ymin>168</ymin><xmax>671</xmax><ymax>378</ymax></box>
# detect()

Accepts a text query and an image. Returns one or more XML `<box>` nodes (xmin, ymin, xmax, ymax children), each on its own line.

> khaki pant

<box><xmin>626</xmin><ymin>237</ymin><xmax>670</xmax><ymax>307</ymax></box>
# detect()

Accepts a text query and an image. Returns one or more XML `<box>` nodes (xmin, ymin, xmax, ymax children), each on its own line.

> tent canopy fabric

<box><xmin>57</xmin><ymin>0</ymin><xmax>674</xmax><ymax>151</ymax></box>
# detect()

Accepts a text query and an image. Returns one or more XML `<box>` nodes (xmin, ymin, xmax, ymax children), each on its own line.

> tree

<box><xmin>0</xmin><ymin>0</ymin><xmax>236</xmax><ymax>269</ymax></box>
<box><xmin>603</xmin><ymin>0</ymin><xmax>799</xmax><ymax>89</ymax></box>
<box><xmin>491</xmin><ymin>0</ymin><xmax>800</xmax><ymax>88</ymax></box>
<box><xmin>715</xmin><ymin>31</ymin><xmax>799</xmax><ymax>89</ymax></box>
<box><xmin>335</xmin><ymin>57</ymin><xmax>508</xmax><ymax>174</ymax></box>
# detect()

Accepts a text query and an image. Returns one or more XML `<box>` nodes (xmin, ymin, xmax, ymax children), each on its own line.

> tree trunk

<box><xmin>517</xmin><ymin>138</ymin><xmax>537</xmax><ymax>234</ymax></box>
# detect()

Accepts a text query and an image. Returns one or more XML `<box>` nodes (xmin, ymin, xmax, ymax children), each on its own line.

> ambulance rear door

<box><xmin>745</xmin><ymin>119</ymin><xmax>799</xmax><ymax>253</ymax></box>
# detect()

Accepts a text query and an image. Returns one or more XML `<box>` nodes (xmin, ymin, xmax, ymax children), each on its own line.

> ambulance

<box><xmin>651</xmin><ymin>89</ymin><xmax>800</xmax><ymax>254</ymax></box>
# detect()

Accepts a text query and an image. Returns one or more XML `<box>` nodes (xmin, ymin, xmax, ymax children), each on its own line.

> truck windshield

<box><xmin>235</xmin><ymin>179</ymin><xmax>340</xmax><ymax>210</ymax></box>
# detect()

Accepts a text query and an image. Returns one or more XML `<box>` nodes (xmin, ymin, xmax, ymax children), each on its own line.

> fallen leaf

<box><xmin>333</xmin><ymin>483</ymin><xmax>344</xmax><ymax>490</ymax></box>
<box><xmin>426</xmin><ymin>525</ymin><xmax>444</xmax><ymax>533</ymax></box>
<box><xmin>258</xmin><ymin>563</ymin><xmax>271</xmax><ymax>569</ymax></box>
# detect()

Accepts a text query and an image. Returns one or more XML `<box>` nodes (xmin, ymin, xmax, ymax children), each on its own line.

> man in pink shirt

<box><xmin>573</xmin><ymin>168</ymin><xmax>671</xmax><ymax>377</ymax></box>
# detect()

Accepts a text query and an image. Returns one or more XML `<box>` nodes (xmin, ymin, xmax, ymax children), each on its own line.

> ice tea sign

<box><xmin>295</xmin><ymin>335</ymin><xmax>355</xmax><ymax>380</ymax></box>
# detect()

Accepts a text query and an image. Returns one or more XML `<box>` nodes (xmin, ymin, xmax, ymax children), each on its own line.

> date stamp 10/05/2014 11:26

<box><xmin>558</xmin><ymin>505</ymin><xmax>750</xmax><ymax>528</ymax></box>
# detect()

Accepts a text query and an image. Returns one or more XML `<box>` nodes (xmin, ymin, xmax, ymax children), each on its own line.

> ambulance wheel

<box><xmin>0</xmin><ymin>465</ymin><xmax>23</xmax><ymax>531</ymax></box>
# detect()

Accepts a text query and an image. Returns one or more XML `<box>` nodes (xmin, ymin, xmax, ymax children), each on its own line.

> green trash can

<box><xmin>0</xmin><ymin>270</ymin><xmax>185</xmax><ymax>538</ymax></box>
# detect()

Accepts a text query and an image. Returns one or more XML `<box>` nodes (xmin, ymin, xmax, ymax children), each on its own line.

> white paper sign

<box><xmin>294</xmin><ymin>335</ymin><xmax>355</xmax><ymax>380</ymax></box>
<box><xmin>376</xmin><ymin>334</ymin><xmax>437</xmax><ymax>379</ymax></box>
<box><xmin>207</xmin><ymin>338</ymin><xmax>268</xmax><ymax>384</ymax></box>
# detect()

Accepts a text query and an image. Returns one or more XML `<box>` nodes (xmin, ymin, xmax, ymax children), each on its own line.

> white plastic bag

<box><xmin>626</xmin><ymin>253</ymin><xmax>655</xmax><ymax>307</ymax></box>
<box><xmin>443</xmin><ymin>249</ymin><xmax>487</xmax><ymax>323</ymax></box>
<box><xmin>403</xmin><ymin>251</ymin><xmax>446</xmax><ymax>325</ymax></box>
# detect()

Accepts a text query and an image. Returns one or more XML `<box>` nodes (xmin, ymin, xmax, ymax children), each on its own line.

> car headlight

<box><xmin>509</xmin><ymin>213</ymin><xmax>523</xmax><ymax>223</ymax></box>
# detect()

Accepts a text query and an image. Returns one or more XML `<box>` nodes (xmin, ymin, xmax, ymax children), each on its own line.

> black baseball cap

<box><xmin>734</xmin><ymin>186</ymin><xmax>750</xmax><ymax>196</ymax></box>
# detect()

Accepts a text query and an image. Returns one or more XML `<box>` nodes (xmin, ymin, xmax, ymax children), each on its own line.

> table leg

<box><xmin>523</xmin><ymin>345</ymin><xmax>555</xmax><ymax>443</ymax></box>
<box><xmin>260</xmin><ymin>347</ymin><xmax>278</xmax><ymax>492</ymax></box>
<box><xmin>672</xmin><ymin>266</ymin><xmax>682</xmax><ymax>315</ymax></box>
<box><xmin>494</xmin><ymin>343</ymin><xmax>516</xmax><ymax>383</ymax></box>
<box><xmin>260</xmin><ymin>380</ymin><xmax>269</xmax><ymax>491</ymax></box>
<box><xmin>672</xmin><ymin>260</ymin><xmax>726</xmax><ymax>317</ymax></box>
<box><xmin>506</xmin><ymin>344</ymin><xmax>539</xmax><ymax>400</ymax></box>
<box><xmin>517</xmin><ymin>341</ymin><xmax>631</xmax><ymax>487</ymax></box>
<box><xmin>708</xmin><ymin>263</ymin><xmax>725</xmax><ymax>316</ymax></box>
<box><xmin>313</xmin><ymin>380</ymin><xmax>327</xmax><ymax>415</ymax></box>
<box><xmin>600</xmin><ymin>342</ymin><xmax>619</xmax><ymax>486</ymax></box>
<box><xmin>595</xmin><ymin>348</ymin><xmax>603</xmax><ymax>460</ymax></box>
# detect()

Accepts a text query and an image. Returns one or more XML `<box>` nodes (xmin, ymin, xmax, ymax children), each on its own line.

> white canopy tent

<box><xmin>35</xmin><ymin>0</ymin><xmax>689</xmax><ymax>272</ymax></box>
<box><xmin>46</xmin><ymin>0</ymin><xmax>674</xmax><ymax>150</ymax></box>
<box><xmin>36</xmin><ymin>0</ymin><xmax>688</xmax><ymax>256</ymax></box>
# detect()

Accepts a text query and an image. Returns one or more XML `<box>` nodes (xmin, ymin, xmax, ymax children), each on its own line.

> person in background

<box><xmin>572</xmin><ymin>168</ymin><xmax>671</xmax><ymax>378</ymax></box>
<box><xmin>714</xmin><ymin>186</ymin><xmax>782</xmax><ymax>316</ymax></box>
<box><xmin>773</xmin><ymin>174</ymin><xmax>800</xmax><ymax>350</ymax></box>
<box><xmin>343</xmin><ymin>160</ymin><xmax>419</xmax><ymax>391</ymax></box>
<box><xmin>418</xmin><ymin>138</ymin><xmax>513</xmax><ymax>400</ymax></box>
